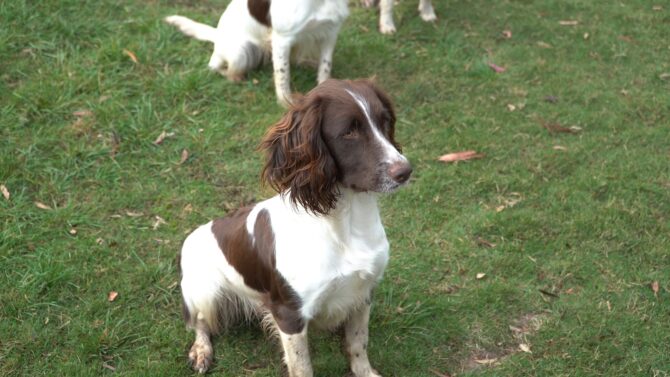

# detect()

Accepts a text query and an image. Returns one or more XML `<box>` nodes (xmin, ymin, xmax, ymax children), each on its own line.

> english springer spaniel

<box><xmin>164</xmin><ymin>0</ymin><xmax>349</xmax><ymax>107</ymax></box>
<box><xmin>362</xmin><ymin>0</ymin><xmax>437</xmax><ymax>34</ymax></box>
<box><xmin>179</xmin><ymin>79</ymin><xmax>412</xmax><ymax>376</ymax></box>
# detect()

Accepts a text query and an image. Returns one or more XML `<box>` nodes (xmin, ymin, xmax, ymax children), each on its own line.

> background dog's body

<box><xmin>165</xmin><ymin>0</ymin><xmax>348</xmax><ymax>106</ymax></box>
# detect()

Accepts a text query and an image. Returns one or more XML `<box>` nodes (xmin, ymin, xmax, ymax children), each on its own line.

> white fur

<box><xmin>165</xmin><ymin>0</ymin><xmax>349</xmax><ymax>107</ymax></box>
<box><xmin>369</xmin><ymin>0</ymin><xmax>437</xmax><ymax>34</ymax></box>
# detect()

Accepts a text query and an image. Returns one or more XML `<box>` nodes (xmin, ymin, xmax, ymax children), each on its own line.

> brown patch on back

<box><xmin>248</xmin><ymin>0</ymin><xmax>271</xmax><ymax>27</ymax></box>
<box><xmin>211</xmin><ymin>207</ymin><xmax>304</xmax><ymax>334</ymax></box>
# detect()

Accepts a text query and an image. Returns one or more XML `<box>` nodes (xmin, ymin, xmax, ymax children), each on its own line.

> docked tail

<box><xmin>164</xmin><ymin>15</ymin><xmax>217</xmax><ymax>43</ymax></box>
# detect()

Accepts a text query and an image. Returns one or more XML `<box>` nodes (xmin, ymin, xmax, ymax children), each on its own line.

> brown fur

<box><xmin>211</xmin><ymin>208</ymin><xmax>304</xmax><ymax>334</ymax></box>
<box><xmin>247</xmin><ymin>0</ymin><xmax>271</xmax><ymax>27</ymax></box>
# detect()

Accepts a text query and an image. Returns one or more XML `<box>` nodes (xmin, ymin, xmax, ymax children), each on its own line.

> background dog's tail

<box><xmin>164</xmin><ymin>15</ymin><xmax>217</xmax><ymax>43</ymax></box>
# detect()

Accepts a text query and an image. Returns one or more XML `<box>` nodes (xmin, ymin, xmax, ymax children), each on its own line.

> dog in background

<box><xmin>362</xmin><ymin>0</ymin><xmax>437</xmax><ymax>34</ymax></box>
<box><xmin>165</xmin><ymin>0</ymin><xmax>349</xmax><ymax>107</ymax></box>
<box><xmin>178</xmin><ymin>79</ymin><xmax>412</xmax><ymax>376</ymax></box>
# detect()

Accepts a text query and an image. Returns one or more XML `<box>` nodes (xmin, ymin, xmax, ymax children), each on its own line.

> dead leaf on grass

<box><xmin>659</xmin><ymin>73</ymin><xmax>670</xmax><ymax>80</ymax></box>
<box><xmin>69</xmin><ymin>228</ymin><xmax>77</xmax><ymax>235</ymax></box>
<box><xmin>125</xmin><ymin>211</ymin><xmax>143</xmax><ymax>217</ymax></box>
<box><xmin>153</xmin><ymin>215</ymin><xmax>167</xmax><ymax>230</ymax></box>
<box><xmin>537</xmin><ymin>41</ymin><xmax>552</xmax><ymax>49</ymax></box>
<box><xmin>123</xmin><ymin>49</ymin><xmax>139</xmax><ymax>64</ymax></box>
<box><xmin>488</xmin><ymin>62</ymin><xmax>506</xmax><ymax>73</ymax></box>
<box><xmin>559</xmin><ymin>20</ymin><xmax>578</xmax><ymax>26</ymax></box>
<box><xmin>438</xmin><ymin>150</ymin><xmax>485</xmax><ymax>163</ymax></box>
<box><xmin>553</xmin><ymin>145</ymin><xmax>568</xmax><ymax>151</ymax></box>
<box><xmin>72</xmin><ymin>109</ymin><xmax>93</xmax><ymax>118</ymax></box>
<box><xmin>179</xmin><ymin>149</ymin><xmax>189</xmax><ymax>164</ymax></box>
<box><xmin>1</xmin><ymin>184</ymin><xmax>9</xmax><ymax>200</ymax></box>
<box><xmin>502</xmin><ymin>30</ymin><xmax>512</xmax><ymax>39</ymax></box>
<box><xmin>653</xmin><ymin>5</ymin><xmax>663</xmax><ymax>11</ymax></box>
<box><xmin>476</xmin><ymin>273</ymin><xmax>486</xmax><ymax>280</ymax></box>
<box><xmin>475</xmin><ymin>237</ymin><xmax>496</xmax><ymax>248</ymax></box>
<box><xmin>651</xmin><ymin>281</ymin><xmax>660</xmax><ymax>298</ymax></box>
<box><xmin>519</xmin><ymin>343</ymin><xmax>532</xmax><ymax>353</ymax></box>
<box><xmin>474</xmin><ymin>358</ymin><xmax>498</xmax><ymax>365</ymax></box>
<box><xmin>618</xmin><ymin>35</ymin><xmax>634</xmax><ymax>43</ymax></box>
<box><xmin>35</xmin><ymin>201</ymin><xmax>52</xmax><ymax>210</ymax></box>
<box><xmin>108</xmin><ymin>291</ymin><xmax>119</xmax><ymax>302</ymax></box>
<box><xmin>542</xmin><ymin>122</ymin><xmax>582</xmax><ymax>134</ymax></box>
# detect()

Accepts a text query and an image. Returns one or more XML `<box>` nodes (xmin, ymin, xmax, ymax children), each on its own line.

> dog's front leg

<box><xmin>344</xmin><ymin>301</ymin><xmax>382</xmax><ymax>377</ymax></box>
<box><xmin>418</xmin><ymin>0</ymin><xmax>437</xmax><ymax>22</ymax></box>
<box><xmin>378</xmin><ymin>0</ymin><xmax>396</xmax><ymax>34</ymax></box>
<box><xmin>279</xmin><ymin>326</ymin><xmax>313</xmax><ymax>377</ymax></box>
<box><xmin>317</xmin><ymin>29</ymin><xmax>340</xmax><ymax>84</ymax></box>
<box><xmin>271</xmin><ymin>33</ymin><xmax>294</xmax><ymax>107</ymax></box>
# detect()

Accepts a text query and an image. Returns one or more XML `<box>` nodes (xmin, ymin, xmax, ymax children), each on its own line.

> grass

<box><xmin>1</xmin><ymin>0</ymin><xmax>669</xmax><ymax>376</ymax></box>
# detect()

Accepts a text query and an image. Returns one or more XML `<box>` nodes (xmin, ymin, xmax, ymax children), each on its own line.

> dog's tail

<box><xmin>164</xmin><ymin>15</ymin><xmax>217</xmax><ymax>43</ymax></box>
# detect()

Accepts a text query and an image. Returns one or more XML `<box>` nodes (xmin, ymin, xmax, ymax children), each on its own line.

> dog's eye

<box><xmin>342</xmin><ymin>120</ymin><xmax>360</xmax><ymax>139</ymax></box>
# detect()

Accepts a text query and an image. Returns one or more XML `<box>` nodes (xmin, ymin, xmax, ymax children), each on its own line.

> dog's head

<box><xmin>261</xmin><ymin>79</ymin><xmax>412</xmax><ymax>215</ymax></box>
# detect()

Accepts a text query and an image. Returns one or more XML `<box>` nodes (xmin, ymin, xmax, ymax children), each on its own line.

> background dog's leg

<box><xmin>378</xmin><ymin>0</ymin><xmax>396</xmax><ymax>34</ymax></box>
<box><xmin>317</xmin><ymin>31</ymin><xmax>339</xmax><ymax>84</ymax></box>
<box><xmin>418</xmin><ymin>0</ymin><xmax>437</xmax><ymax>22</ymax></box>
<box><xmin>344</xmin><ymin>302</ymin><xmax>382</xmax><ymax>377</ymax></box>
<box><xmin>279</xmin><ymin>327</ymin><xmax>313</xmax><ymax>377</ymax></box>
<box><xmin>188</xmin><ymin>314</ymin><xmax>213</xmax><ymax>374</ymax></box>
<box><xmin>271</xmin><ymin>33</ymin><xmax>293</xmax><ymax>107</ymax></box>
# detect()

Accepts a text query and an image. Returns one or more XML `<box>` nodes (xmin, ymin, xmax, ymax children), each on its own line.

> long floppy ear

<box><xmin>260</xmin><ymin>96</ymin><xmax>339</xmax><ymax>216</ymax></box>
<box><xmin>366</xmin><ymin>80</ymin><xmax>401</xmax><ymax>152</ymax></box>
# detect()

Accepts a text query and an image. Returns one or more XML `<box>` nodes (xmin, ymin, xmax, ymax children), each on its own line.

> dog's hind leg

<box><xmin>271</xmin><ymin>33</ymin><xmax>294</xmax><ymax>107</ymax></box>
<box><xmin>378</xmin><ymin>0</ymin><xmax>396</xmax><ymax>34</ymax></box>
<box><xmin>316</xmin><ymin>28</ymin><xmax>340</xmax><ymax>84</ymax></box>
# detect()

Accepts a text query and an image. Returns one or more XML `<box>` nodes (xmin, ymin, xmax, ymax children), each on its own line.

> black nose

<box><xmin>389</xmin><ymin>161</ymin><xmax>412</xmax><ymax>184</ymax></box>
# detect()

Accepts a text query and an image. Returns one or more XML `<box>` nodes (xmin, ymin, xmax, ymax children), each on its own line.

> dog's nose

<box><xmin>389</xmin><ymin>161</ymin><xmax>412</xmax><ymax>184</ymax></box>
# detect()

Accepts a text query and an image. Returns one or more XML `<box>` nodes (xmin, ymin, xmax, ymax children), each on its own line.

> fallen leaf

<box><xmin>653</xmin><ymin>5</ymin><xmax>662</xmax><ymax>11</ymax></box>
<box><xmin>565</xmin><ymin>287</ymin><xmax>575</xmax><ymax>294</ymax></box>
<box><xmin>474</xmin><ymin>358</ymin><xmax>498</xmax><ymax>365</ymax></box>
<box><xmin>69</xmin><ymin>228</ymin><xmax>77</xmax><ymax>235</ymax></box>
<box><xmin>96</xmin><ymin>238</ymin><xmax>104</xmax><ymax>245</ymax></box>
<box><xmin>618</xmin><ymin>35</ymin><xmax>634</xmax><ymax>43</ymax></box>
<box><xmin>35</xmin><ymin>201</ymin><xmax>52</xmax><ymax>210</ymax></box>
<box><xmin>108</xmin><ymin>291</ymin><xmax>119</xmax><ymax>302</ymax></box>
<box><xmin>519</xmin><ymin>343</ymin><xmax>532</xmax><ymax>353</ymax></box>
<box><xmin>182</xmin><ymin>203</ymin><xmax>193</xmax><ymax>214</ymax></box>
<box><xmin>502</xmin><ymin>30</ymin><xmax>512</xmax><ymax>39</ymax></box>
<box><xmin>102</xmin><ymin>363</ymin><xmax>116</xmax><ymax>372</ymax></box>
<box><xmin>537</xmin><ymin>41</ymin><xmax>552</xmax><ymax>49</ymax></box>
<box><xmin>1</xmin><ymin>184</ymin><xmax>9</xmax><ymax>200</ymax></box>
<box><xmin>488</xmin><ymin>62</ymin><xmax>506</xmax><ymax>73</ymax></box>
<box><xmin>72</xmin><ymin>109</ymin><xmax>93</xmax><ymax>118</ymax></box>
<box><xmin>583</xmin><ymin>32</ymin><xmax>590</xmax><ymax>40</ymax></box>
<box><xmin>476</xmin><ymin>273</ymin><xmax>486</xmax><ymax>280</ymax></box>
<box><xmin>553</xmin><ymin>145</ymin><xmax>567</xmax><ymax>151</ymax></box>
<box><xmin>507</xmin><ymin>104</ymin><xmax>517</xmax><ymax>112</ymax></box>
<box><xmin>438</xmin><ymin>150</ymin><xmax>485</xmax><ymax>163</ymax></box>
<box><xmin>559</xmin><ymin>20</ymin><xmax>578</xmax><ymax>26</ymax></box>
<box><xmin>475</xmin><ymin>237</ymin><xmax>496</xmax><ymax>248</ymax></box>
<box><xmin>179</xmin><ymin>149</ymin><xmax>189</xmax><ymax>164</ymax></box>
<box><xmin>651</xmin><ymin>281</ymin><xmax>659</xmax><ymax>298</ymax></box>
<box><xmin>153</xmin><ymin>131</ymin><xmax>174</xmax><ymax>145</ymax></box>
<box><xmin>542</xmin><ymin>122</ymin><xmax>582</xmax><ymax>134</ymax></box>
<box><xmin>539</xmin><ymin>289</ymin><xmax>559</xmax><ymax>298</ymax></box>
<box><xmin>123</xmin><ymin>49</ymin><xmax>139</xmax><ymax>64</ymax></box>
<box><xmin>659</xmin><ymin>73</ymin><xmax>670</xmax><ymax>80</ymax></box>
<box><xmin>125</xmin><ymin>211</ymin><xmax>143</xmax><ymax>217</ymax></box>
<box><xmin>606</xmin><ymin>300</ymin><xmax>612</xmax><ymax>311</ymax></box>
<box><xmin>110</xmin><ymin>131</ymin><xmax>121</xmax><ymax>158</ymax></box>
<box><xmin>252</xmin><ymin>78</ymin><xmax>259</xmax><ymax>85</ymax></box>
<box><xmin>153</xmin><ymin>215</ymin><xmax>167</xmax><ymax>230</ymax></box>
<box><xmin>495</xmin><ymin>205</ymin><xmax>506</xmax><ymax>212</ymax></box>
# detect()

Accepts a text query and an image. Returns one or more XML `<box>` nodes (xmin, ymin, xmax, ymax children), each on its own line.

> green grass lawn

<box><xmin>1</xmin><ymin>0</ymin><xmax>669</xmax><ymax>376</ymax></box>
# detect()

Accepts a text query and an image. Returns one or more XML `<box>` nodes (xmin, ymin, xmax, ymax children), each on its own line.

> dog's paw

<box><xmin>419</xmin><ymin>4</ymin><xmax>437</xmax><ymax>22</ymax></box>
<box><xmin>188</xmin><ymin>340</ymin><xmax>213</xmax><ymax>374</ymax></box>
<box><xmin>379</xmin><ymin>22</ymin><xmax>396</xmax><ymax>34</ymax></box>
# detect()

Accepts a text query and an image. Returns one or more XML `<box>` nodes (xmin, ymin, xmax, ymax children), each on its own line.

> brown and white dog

<box><xmin>179</xmin><ymin>79</ymin><xmax>412</xmax><ymax>376</ymax></box>
<box><xmin>165</xmin><ymin>0</ymin><xmax>349</xmax><ymax>107</ymax></box>
<box><xmin>362</xmin><ymin>0</ymin><xmax>437</xmax><ymax>34</ymax></box>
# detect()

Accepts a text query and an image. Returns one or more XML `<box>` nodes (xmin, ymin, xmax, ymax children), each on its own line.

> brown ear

<box><xmin>260</xmin><ymin>96</ymin><xmax>339</xmax><ymax>216</ymax></box>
